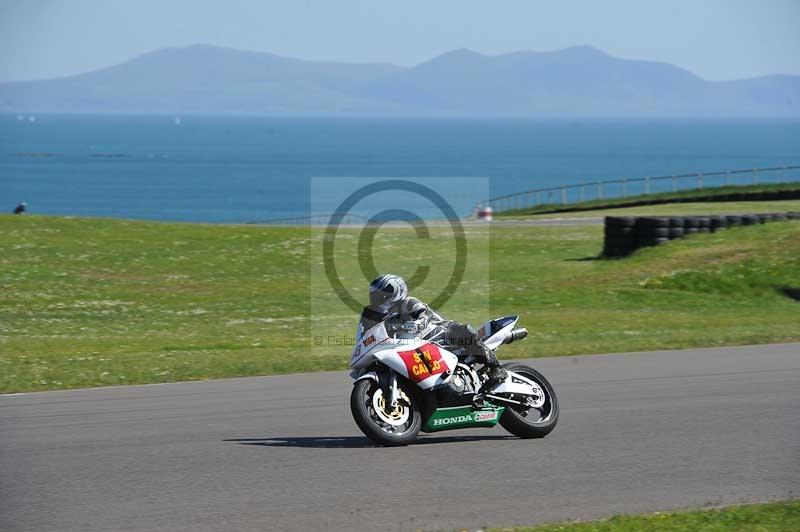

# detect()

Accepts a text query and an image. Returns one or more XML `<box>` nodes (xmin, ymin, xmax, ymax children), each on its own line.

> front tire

<box><xmin>350</xmin><ymin>378</ymin><xmax>422</xmax><ymax>446</ymax></box>
<box><xmin>499</xmin><ymin>364</ymin><xmax>559</xmax><ymax>439</ymax></box>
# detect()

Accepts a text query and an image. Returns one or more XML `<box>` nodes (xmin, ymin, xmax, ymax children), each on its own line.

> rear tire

<box><xmin>499</xmin><ymin>364</ymin><xmax>559</xmax><ymax>439</ymax></box>
<box><xmin>350</xmin><ymin>378</ymin><xmax>422</xmax><ymax>446</ymax></box>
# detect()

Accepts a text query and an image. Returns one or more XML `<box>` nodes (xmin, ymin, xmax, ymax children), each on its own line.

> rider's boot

<box><xmin>474</xmin><ymin>344</ymin><xmax>507</xmax><ymax>405</ymax></box>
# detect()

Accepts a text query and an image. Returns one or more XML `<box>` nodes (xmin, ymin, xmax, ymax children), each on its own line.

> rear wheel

<box><xmin>350</xmin><ymin>378</ymin><xmax>421</xmax><ymax>446</ymax></box>
<box><xmin>499</xmin><ymin>364</ymin><xmax>559</xmax><ymax>438</ymax></box>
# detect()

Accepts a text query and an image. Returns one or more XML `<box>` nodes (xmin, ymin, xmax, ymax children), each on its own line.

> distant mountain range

<box><xmin>2</xmin><ymin>44</ymin><xmax>798</xmax><ymax>117</ymax></box>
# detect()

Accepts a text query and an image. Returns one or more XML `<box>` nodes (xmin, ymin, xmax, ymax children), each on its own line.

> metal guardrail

<box><xmin>249</xmin><ymin>166</ymin><xmax>800</xmax><ymax>224</ymax></box>
<box><xmin>480</xmin><ymin>165</ymin><xmax>800</xmax><ymax>213</ymax></box>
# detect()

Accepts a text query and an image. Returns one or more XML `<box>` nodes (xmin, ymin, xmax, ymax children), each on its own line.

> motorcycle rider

<box><xmin>360</xmin><ymin>273</ymin><xmax>507</xmax><ymax>395</ymax></box>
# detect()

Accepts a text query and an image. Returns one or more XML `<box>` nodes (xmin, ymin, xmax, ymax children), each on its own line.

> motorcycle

<box><xmin>348</xmin><ymin>313</ymin><xmax>559</xmax><ymax>446</ymax></box>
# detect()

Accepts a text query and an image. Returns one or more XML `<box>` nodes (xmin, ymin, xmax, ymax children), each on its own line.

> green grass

<box><xmin>1</xmin><ymin>214</ymin><xmax>799</xmax><ymax>393</ymax></box>
<box><xmin>487</xmin><ymin>500</ymin><xmax>800</xmax><ymax>531</ymax></box>
<box><xmin>497</xmin><ymin>181</ymin><xmax>800</xmax><ymax>217</ymax></box>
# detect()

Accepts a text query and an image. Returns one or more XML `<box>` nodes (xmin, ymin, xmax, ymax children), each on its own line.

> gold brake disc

<box><xmin>372</xmin><ymin>389</ymin><xmax>410</xmax><ymax>426</ymax></box>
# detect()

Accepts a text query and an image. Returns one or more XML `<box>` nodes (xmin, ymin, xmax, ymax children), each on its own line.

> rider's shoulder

<box><xmin>400</xmin><ymin>297</ymin><xmax>428</xmax><ymax>317</ymax></box>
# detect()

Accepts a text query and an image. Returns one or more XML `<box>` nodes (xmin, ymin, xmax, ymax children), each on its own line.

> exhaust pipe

<box><xmin>503</xmin><ymin>327</ymin><xmax>528</xmax><ymax>344</ymax></box>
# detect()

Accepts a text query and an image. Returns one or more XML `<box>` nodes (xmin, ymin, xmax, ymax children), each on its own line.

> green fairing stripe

<box><xmin>422</xmin><ymin>405</ymin><xmax>505</xmax><ymax>432</ymax></box>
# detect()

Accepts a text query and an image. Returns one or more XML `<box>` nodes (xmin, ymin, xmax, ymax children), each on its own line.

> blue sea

<box><xmin>1</xmin><ymin>115</ymin><xmax>799</xmax><ymax>222</ymax></box>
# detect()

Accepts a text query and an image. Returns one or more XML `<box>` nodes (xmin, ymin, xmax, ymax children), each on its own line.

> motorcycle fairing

<box><xmin>478</xmin><ymin>315</ymin><xmax>520</xmax><ymax>350</ymax></box>
<box><xmin>350</xmin><ymin>321</ymin><xmax>391</xmax><ymax>369</ymax></box>
<box><xmin>374</xmin><ymin>343</ymin><xmax>458</xmax><ymax>390</ymax></box>
<box><xmin>491</xmin><ymin>369</ymin><xmax>543</xmax><ymax>397</ymax></box>
<box><xmin>421</xmin><ymin>404</ymin><xmax>505</xmax><ymax>432</ymax></box>
<box><xmin>397</xmin><ymin>343</ymin><xmax>449</xmax><ymax>382</ymax></box>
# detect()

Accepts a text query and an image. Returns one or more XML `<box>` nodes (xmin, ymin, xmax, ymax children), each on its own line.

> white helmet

<box><xmin>369</xmin><ymin>274</ymin><xmax>408</xmax><ymax>311</ymax></box>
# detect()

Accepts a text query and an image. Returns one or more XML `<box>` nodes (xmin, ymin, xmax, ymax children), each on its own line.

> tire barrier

<box><xmin>635</xmin><ymin>217</ymin><xmax>669</xmax><ymax>249</ymax></box>
<box><xmin>603</xmin><ymin>211</ymin><xmax>800</xmax><ymax>257</ymax></box>
<box><xmin>683</xmin><ymin>216</ymin><xmax>699</xmax><ymax>235</ymax></box>
<box><xmin>725</xmin><ymin>215</ymin><xmax>742</xmax><ymax>227</ymax></box>
<box><xmin>602</xmin><ymin>216</ymin><xmax>637</xmax><ymax>257</ymax></box>
<box><xmin>709</xmin><ymin>215</ymin><xmax>726</xmax><ymax>232</ymax></box>
<box><xmin>668</xmin><ymin>227</ymin><xmax>684</xmax><ymax>239</ymax></box>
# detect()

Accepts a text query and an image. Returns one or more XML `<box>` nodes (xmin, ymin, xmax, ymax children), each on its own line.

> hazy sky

<box><xmin>1</xmin><ymin>0</ymin><xmax>799</xmax><ymax>83</ymax></box>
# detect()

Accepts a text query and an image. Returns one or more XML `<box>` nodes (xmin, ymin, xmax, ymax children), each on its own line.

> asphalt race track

<box><xmin>2</xmin><ymin>343</ymin><xmax>798</xmax><ymax>532</ymax></box>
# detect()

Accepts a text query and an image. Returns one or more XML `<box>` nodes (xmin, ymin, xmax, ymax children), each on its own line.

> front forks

<box><xmin>379</xmin><ymin>370</ymin><xmax>400</xmax><ymax>408</ymax></box>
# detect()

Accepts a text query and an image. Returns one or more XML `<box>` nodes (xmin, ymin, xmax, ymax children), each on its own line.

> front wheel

<box><xmin>350</xmin><ymin>378</ymin><xmax>422</xmax><ymax>446</ymax></box>
<box><xmin>499</xmin><ymin>364</ymin><xmax>559</xmax><ymax>438</ymax></box>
